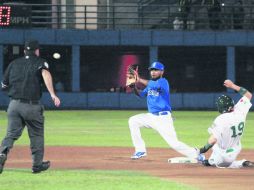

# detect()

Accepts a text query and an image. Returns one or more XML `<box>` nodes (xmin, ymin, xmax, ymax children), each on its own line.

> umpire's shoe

<box><xmin>242</xmin><ymin>161</ymin><xmax>254</xmax><ymax>168</ymax></box>
<box><xmin>0</xmin><ymin>153</ymin><xmax>7</xmax><ymax>174</ymax></box>
<box><xmin>32</xmin><ymin>161</ymin><xmax>50</xmax><ymax>174</ymax></box>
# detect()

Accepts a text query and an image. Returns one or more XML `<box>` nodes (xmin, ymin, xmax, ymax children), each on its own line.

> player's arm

<box><xmin>199</xmin><ymin>135</ymin><xmax>217</xmax><ymax>154</ymax></box>
<box><xmin>133</xmin><ymin>86</ymin><xmax>141</xmax><ymax>97</ymax></box>
<box><xmin>131</xmin><ymin>84</ymin><xmax>148</xmax><ymax>98</ymax></box>
<box><xmin>137</xmin><ymin>77</ymin><xmax>149</xmax><ymax>87</ymax></box>
<box><xmin>1</xmin><ymin>81</ymin><xmax>9</xmax><ymax>91</ymax></box>
<box><xmin>128</xmin><ymin>66</ymin><xmax>149</xmax><ymax>87</ymax></box>
<box><xmin>41</xmin><ymin>69</ymin><xmax>61</xmax><ymax>107</ymax></box>
<box><xmin>1</xmin><ymin>64</ymin><xmax>12</xmax><ymax>91</ymax></box>
<box><xmin>224</xmin><ymin>79</ymin><xmax>252</xmax><ymax>100</ymax></box>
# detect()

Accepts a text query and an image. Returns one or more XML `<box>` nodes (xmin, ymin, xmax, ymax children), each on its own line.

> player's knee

<box><xmin>128</xmin><ymin>116</ymin><xmax>138</xmax><ymax>128</ymax></box>
<box><xmin>6</xmin><ymin>132</ymin><xmax>22</xmax><ymax>140</ymax></box>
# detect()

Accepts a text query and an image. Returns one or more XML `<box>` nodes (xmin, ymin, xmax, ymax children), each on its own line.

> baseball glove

<box><xmin>126</xmin><ymin>65</ymin><xmax>138</xmax><ymax>88</ymax></box>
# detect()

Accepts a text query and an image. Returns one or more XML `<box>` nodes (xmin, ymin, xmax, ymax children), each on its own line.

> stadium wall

<box><xmin>0</xmin><ymin>29</ymin><xmax>254</xmax><ymax>109</ymax></box>
<box><xmin>1</xmin><ymin>91</ymin><xmax>252</xmax><ymax>110</ymax></box>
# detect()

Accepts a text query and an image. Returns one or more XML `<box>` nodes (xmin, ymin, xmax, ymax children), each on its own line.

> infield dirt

<box><xmin>5</xmin><ymin>146</ymin><xmax>254</xmax><ymax>190</ymax></box>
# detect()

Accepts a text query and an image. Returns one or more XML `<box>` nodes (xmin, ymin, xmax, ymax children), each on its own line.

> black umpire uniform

<box><xmin>0</xmin><ymin>40</ymin><xmax>60</xmax><ymax>174</ymax></box>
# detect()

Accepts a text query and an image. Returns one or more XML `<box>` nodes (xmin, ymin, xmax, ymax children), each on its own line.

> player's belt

<box><xmin>12</xmin><ymin>98</ymin><xmax>40</xmax><ymax>105</ymax></box>
<box><xmin>152</xmin><ymin>111</ymin><xmax>170</xmax><ymax>116</ymax></box>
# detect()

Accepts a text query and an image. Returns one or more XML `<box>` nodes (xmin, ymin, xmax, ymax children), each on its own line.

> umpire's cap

<box><xmin>148</xmin><ymin>62</ymin><xmax>164</xmax><ymax>71</ymax></box>
<box><xmin>24</xmin><ymin>39</ymin><xmax>39</xmax><ymax>51</ymax></box>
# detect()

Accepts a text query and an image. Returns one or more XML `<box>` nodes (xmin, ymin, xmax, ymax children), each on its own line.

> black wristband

<box><xmin>239</xmin><ymin>87</ymin><xmax>247</xmax><ymax>96</ymax></box>
<box><xmin>200</xmin><ymin>143</ymin><xmax>213</xmax><ymax>154</ymax></box>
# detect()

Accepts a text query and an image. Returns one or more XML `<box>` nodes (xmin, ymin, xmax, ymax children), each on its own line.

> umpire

<box><xmin>0</xmin><ymin>39</ymin><xmax>60</xmax><ymax>174</ymax></box>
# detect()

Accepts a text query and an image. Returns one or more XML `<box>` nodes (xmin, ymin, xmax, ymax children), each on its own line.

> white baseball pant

<box><xmin>128</xmin><ymin>112</ymin><xmax>198</xmax><ymax>159</ymax></box>
<box><xmin>208</xmin><ymin>144</ymin><xmax>245</xmax><ymax>168</ymax></box>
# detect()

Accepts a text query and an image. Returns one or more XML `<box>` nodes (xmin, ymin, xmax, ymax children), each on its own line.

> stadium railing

<box><xmin>1</xmin><ymin>3</ymin><xmax>254</xmax><ymax>30</ymax></box>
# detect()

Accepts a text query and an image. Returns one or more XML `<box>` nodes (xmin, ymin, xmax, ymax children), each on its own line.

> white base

<box><xmin>168</xmin><ymin>157</ymin><xmax>198</xmax><ymax>164</ymax></box>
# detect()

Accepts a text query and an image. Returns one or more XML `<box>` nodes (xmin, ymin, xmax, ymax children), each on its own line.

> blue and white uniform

<box><xmin>128</xmin><ymin>62</ymin><xmax>198</xmax><ymax>159</ymax></box>
<box><xmin>140</xmin><ymin>78</ymin><xmax>171</xmax><ymax>114</ymax></box>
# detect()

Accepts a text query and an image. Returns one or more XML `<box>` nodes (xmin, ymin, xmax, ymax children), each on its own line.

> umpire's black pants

<box><xmin>0</xmin><ymin>99</ymin><xmax>45</xmax><ymax>167</ymax></box>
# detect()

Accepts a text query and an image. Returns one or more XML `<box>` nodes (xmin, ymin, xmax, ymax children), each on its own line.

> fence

<box><xmin>1</xmin><ymin>3</ymin><xmax>254</xmax><ymax>30</ymax></box>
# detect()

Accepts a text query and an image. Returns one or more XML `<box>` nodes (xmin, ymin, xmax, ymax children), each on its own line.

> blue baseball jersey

<box><xmin>139</xmin><ymin>78</ymin><xmax>172</xmax><ymax>113</ymax></box>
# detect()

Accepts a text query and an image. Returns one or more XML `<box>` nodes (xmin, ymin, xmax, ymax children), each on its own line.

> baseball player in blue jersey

<box><xmin>128</xmin><ymin>62</ymin><xmax>200</xmax><ymax>160</ymax></box>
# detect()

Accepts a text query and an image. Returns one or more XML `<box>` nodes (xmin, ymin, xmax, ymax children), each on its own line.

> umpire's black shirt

<box><xmin>1</xmin><ymin>52</ymin><xmax>49</xmax><ymax>101</ymax></box>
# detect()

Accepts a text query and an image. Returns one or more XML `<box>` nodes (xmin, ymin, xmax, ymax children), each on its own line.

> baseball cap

<box><xmin>148</xmin><ymin>62</ymin><xmax>164</xmax><ymax>71</ymax></box>
<box><xmin>24</xmin><ymin>39</ymin><xmax>39</xmax><ymax>51</ymax></box>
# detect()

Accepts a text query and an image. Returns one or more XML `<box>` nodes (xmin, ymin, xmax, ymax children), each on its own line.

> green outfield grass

<box><xmin>0</xmin><ymin>110</ymin><xmax>253</xmax><ymax>190</ymax></box>
<box><xmin>0</xmin><ymin>170</ymin><xmax>197</xmax><ymax>190</ymax></box>
<box><xmin>0</xmin><ymin>110</ymin><xmax>253</xmax><ymax>148</ymax></box>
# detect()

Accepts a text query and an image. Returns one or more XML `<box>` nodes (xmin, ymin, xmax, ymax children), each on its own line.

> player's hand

<box><xmin>51</xmin><ymin>95</ymin><xmax>61</xmax><ymax>107</ymax></box>
<box><xmin>223</xmin><ymin>79</ymin><xmax>235</xmax><ymax>89</ymax></box>
<box><xmin>132</xmin><ymin>66</ymin><xmax>140</xmax><ymax>82</ymax></box>
<box><xmin>128</xmin><ymin>66</ymin><xmax>139</xmax><ymax>82</ymax></box>
<box><xmin>126</xmin><ymin>66</ymin><xmax>139</xmax><ymax>87</ymax></box>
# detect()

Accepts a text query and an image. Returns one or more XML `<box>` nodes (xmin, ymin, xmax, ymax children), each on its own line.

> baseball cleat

<box><xmin>197</xmin><ymin>154</ymin><xmax>205</xmax><ymax>162</ymax></box>
<box><xmin>0</xmin><ymin>153</ymin><xmax>7</xmax><ymax>174</ymax></box>
<box><xmin>242</xmin><ymin>161</ymin><xmax>254</xmax><ymax>168</ymax></box>
<box><xmin>32</xmin><ymin>161</ymin><xmax>50</xmax><ymax>174</ymax></box>
<box><xmin>131</xmin><ymin>152</ymin><xmax>147</xmax><ymax>159</ymax></box>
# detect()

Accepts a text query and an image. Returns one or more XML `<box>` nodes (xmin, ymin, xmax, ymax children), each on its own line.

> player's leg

<box><xmin>26</xmin><ymin>119</ymin><xmax>44</xmax><ymax>169</ymax></box>
<box><xmin>227</xmin><ymin>159</ymin><xmax>250</xmax><ymax>168</ymax></box>
<box><xmin>152</xmin><ymin>114</ymin><xmax>198</xmax><ymax>159</ymax></box>
<box><xmin>206</xmin><ymin>144</ymin><xmax>228</xmax><ymax>167</ymax></box>
<box><xmin>26</xmin><ymin>120</ymin><xmax>50</xmax><ymax>173</ymax></box>
<box><xmin>0</xmin><ymin>100</ymin><xmax>25</xmax><ymax>173</ymax></box>
<box><xmin>128</xmin><ymin>113</ymin><xmax>152</xmax><ymax>158</ymax></box>
<box><xmin>24</xmin><ymin>104</ymin><xmax>49</xmax><ymax>173</ymax></box>
<box><xmin>223</xmin><ymin>148</ymin><xmax>242</xmax><ymax>168</ymax></box>
<box><xmin>0</xmin><ymin>101</ymin><xmax>25</xmax><ymax>154</ymax></box>
<box><xmin>204</xmin><ymin>146</ymin><xmax>242</xmax><ymax>168</ymax></box>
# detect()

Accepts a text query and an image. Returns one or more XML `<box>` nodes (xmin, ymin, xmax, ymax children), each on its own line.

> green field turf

<box><xmin>0</xmin><ymin>110</ymin><xmax>253</xmax><ymax>190</ymax></box>
<box><xmin>0</xmin><ymin>110</ymin><xmax>253</xmax><ymax>148</ymax></box>
<box><xmin>0</xmin><ymin>170</ymin><xmax>197</xmax><ymax>190</ymax></box>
